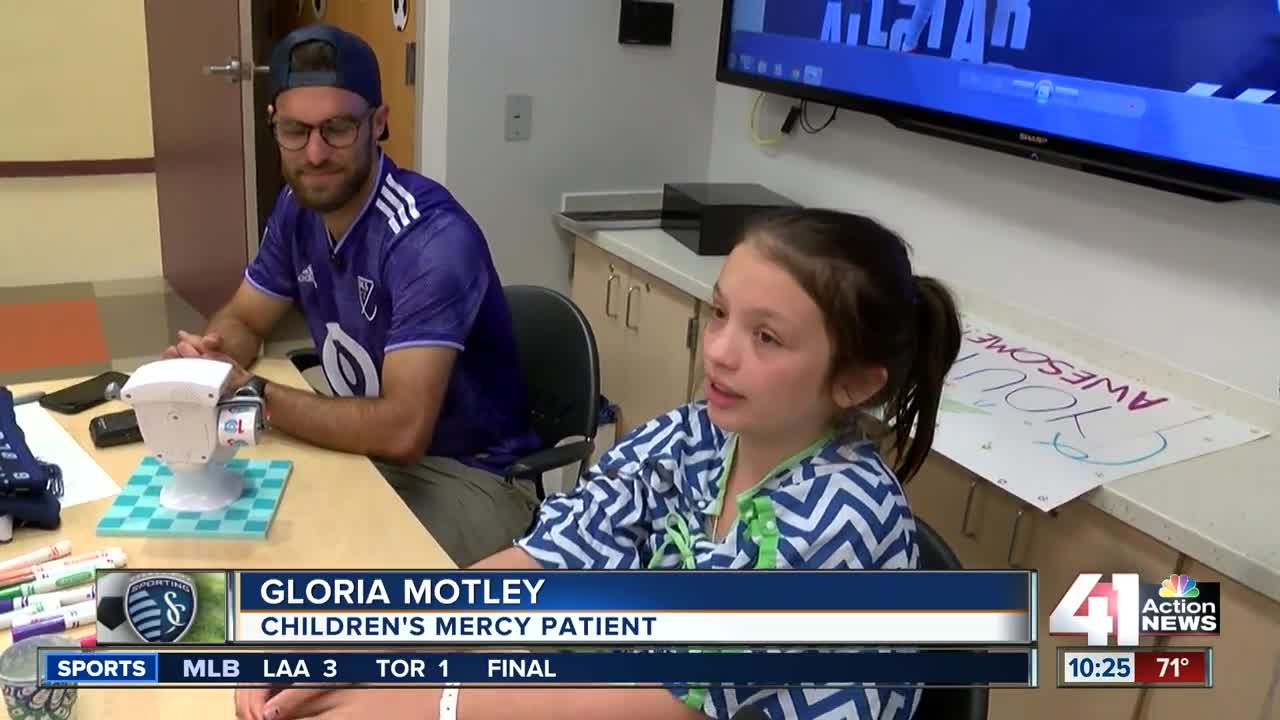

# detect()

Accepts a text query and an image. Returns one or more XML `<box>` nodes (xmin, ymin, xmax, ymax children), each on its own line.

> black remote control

<box><xmin>89</xmin><ymin>409</ymin><xmax>143</xmax><ymax>449</ymax></box>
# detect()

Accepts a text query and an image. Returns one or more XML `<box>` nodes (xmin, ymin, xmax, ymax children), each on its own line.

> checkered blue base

<box><xmin>95</xmin><ymin>457</ymin><xmax>291</xmax><ymax>539</ymax></box>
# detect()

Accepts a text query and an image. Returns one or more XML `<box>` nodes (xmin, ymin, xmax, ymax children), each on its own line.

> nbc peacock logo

<box><xmin>1159</xmin><ymin>574</ymin><xmax>1200</xmax><ymax>599</ymax></box>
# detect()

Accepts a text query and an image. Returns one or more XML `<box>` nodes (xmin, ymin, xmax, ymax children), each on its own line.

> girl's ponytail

<box><xmin>886</xmin><ymin>276</ymin><xmax>961</xmax><ymax>483</ymax></box>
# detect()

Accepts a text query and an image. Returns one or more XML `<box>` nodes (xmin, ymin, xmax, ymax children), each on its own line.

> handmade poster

<box><xmin>932</xmin><ymin>317</ymin><xmax>1268</xmax><ymax>511</ymax></box>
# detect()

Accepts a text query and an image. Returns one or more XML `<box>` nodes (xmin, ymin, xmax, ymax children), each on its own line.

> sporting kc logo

<box><xmin>125</xmin><ymin>574</ymin><xmax>198</xmax><ymax>643</ymax></box>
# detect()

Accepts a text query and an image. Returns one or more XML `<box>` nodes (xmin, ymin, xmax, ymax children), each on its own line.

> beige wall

<box><xmin>0</xmin><ymin>1</ymin><xmax>154</xmax><ymax>161</ymax></box>
<box><xmin>0</xmin><ymin>1</ymin><xmax>161</xmax><ymax>286</ymax></box>
<box><xmin>0</xmin><ymin>175</ymin><xmax>163</xmax><ymax>286</ymax></box>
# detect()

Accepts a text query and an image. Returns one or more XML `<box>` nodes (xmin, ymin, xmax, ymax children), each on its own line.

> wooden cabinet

<box><xmin>570</xmin><ymin>237</ymin><xmax>701</xmax><ymax>435</ymax></box>
<box><xmin>908</xmin><ymin>455</ymin><xmax>1188</xmax><ymax>720</ymax></box>
<box><xmin>689</xmin><ymin>302</ymin><xmax>709</xmax><ymax>402</ymax></box>
<box><xmin>1139</xmin><ymin>561</ymin><xmax>1280</xmax><ymax>720</ymax></box>
<box><xmin>569</xmin><ymin>239</ymin><xmax>627</xmax><ymax>409</ymax></box>
<box><xmin>906</xmin><ymin>454</ymin><xmax>1012</xmax><ymax>569</ymax></box>
<box><xmin>994</xmin><ymin>500</ymin><xmax>1180</xmax><ymax>720</ymax></box>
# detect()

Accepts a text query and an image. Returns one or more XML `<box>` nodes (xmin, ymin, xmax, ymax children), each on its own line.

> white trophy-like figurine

<box><xmin>117</xmin><ymin>359</ymin><xmax>266</xmax><ymax>512</ymax></box>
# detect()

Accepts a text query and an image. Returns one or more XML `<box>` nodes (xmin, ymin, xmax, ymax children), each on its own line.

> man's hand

<box><xmin>234</xmin><ymin>686</ymin><xmax>278</xmax><ymax>720</ymax></box>
<box><xmin>205</xmin><ymin>351</ymin><xmax>254</xmax><ymax>392</ymax></box>
<box><xmin>162</xmin><ymin>330</ymin><xmax>223</xmax><ymax>359</ymax></box>
<box><xmin>161</xmin><ymin>332</ymin><xmax>252</xmax><ymax>391</ymax></box>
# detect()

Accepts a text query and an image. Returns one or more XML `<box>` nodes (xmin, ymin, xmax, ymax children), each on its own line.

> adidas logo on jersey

<box><xmin>374</xmin><ymin>175</ymin><xmax>421</xmax><ymax>234</ymax></box>
<box><xmin>297</xmin><ymin>265</ymin><xmax>317</xmax><ymax>287</ymax></box>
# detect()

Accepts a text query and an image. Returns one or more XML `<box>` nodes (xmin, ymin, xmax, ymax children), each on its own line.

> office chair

<box><xmin>913</xmin><ymin>516</ymin><xmax>990</xmax><ymax>720</ymax></box>
<box><xmin>287</xmin><ymin>285</ymin><xmax>601</xmax><ymax>500</ymax></box>
<box><xmin>497</xmin><ymin>284</ymin><xmax>601</xmax><ymax>499</ymax></box>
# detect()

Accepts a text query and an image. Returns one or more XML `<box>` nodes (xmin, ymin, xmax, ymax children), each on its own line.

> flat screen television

<box><xmin>716</xmin><ymin>0</ymin><xmax>1280</xmax><ymax>203</ymax></box>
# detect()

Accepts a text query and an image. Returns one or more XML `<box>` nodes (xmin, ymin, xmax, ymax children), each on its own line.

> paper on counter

<box><xmin>13</xmin><ymin>404</ymin><xmax>120</xmax><ymax>507</ymax></box>
<box><xmin>935</xmin><ymin>317</ymin><xmax>1268</xmax><ymax>511</ymax></box>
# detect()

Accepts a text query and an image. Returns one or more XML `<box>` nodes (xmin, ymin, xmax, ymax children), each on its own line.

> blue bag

<box><xmin>0</xmin><ymin>387</ymin><xmax>64</xmax><ymax>533</ymax></box>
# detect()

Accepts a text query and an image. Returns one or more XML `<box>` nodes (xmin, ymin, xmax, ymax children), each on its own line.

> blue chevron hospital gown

<box><xmin>515</xmin><ymin>402</ymin><xmax>923</xmax><ymax>720</ymax></box>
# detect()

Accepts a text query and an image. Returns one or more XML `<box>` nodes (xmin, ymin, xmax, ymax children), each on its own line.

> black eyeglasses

<box><xmin>269</xmin><ymin>109</ymin><xmax>373</xmax><ymax>151</ymax></box>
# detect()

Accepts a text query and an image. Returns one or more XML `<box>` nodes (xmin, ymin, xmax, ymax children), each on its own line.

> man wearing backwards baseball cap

<box><xmin>162</xmin><ymin>26</ymin><xmax>541</xmax><ymax>566</ymax></box>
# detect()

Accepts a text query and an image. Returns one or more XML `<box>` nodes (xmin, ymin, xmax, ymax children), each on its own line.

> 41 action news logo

<box><xmin>1049</xmin><ymin>573</ymin><xmax>1220</xmax><ymax>646</ymax></box>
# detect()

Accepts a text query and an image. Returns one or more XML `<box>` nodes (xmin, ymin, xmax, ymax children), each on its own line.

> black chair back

<box><xmin>915</xmin><ymin>516</ymin><xmax>963</xmax><ymax>570</ymax></box>
<box><xmin>913</xmin><ymin>517</ymin><xmax>990</xmax><ymax>720</ymax></box>
<box><xmin>504</xmin><ymin>285</ymin><xmax>601</xmax><ymax>452</ymax></box>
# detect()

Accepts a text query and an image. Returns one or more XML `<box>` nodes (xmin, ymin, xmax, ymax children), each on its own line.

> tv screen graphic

<box><xmin>718</xmin><ymin>0</ymin><xmax>1280</xmax><ymax>201</ymax></box>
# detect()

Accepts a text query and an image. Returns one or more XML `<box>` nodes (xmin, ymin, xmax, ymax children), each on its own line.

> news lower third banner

<box><xmin>42</xmin><ymin>649</ymin><xmax>1038</xmax><ymax>689</ymax></box>
<box><xmin>225</xmin><ymin>570</ymin><xmax>1035</xmax><ymax>645</ymax></box>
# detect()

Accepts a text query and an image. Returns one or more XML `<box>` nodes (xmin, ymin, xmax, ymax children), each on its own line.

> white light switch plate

<box><xmin>506</xmin><ymin>94</ymin><xmax>532</xmax><ymax>141</ymax></box>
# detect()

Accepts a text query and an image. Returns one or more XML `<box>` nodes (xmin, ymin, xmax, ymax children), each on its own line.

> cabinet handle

<box><xmin>960</xmin><ymin>479</ymin><xmax>978</xmax><ymax>539</ymax></box>
<box><xmin>604</xmin><ymin>272</ymin><xmax>620</xmax><ymax>318</ymax></box>
<box><xmin>624</xmin><ymin>285</ymin><xmax>641</xmax><ymax>330</ymax></box>
<box><xmin>1006</xmin><ymin>505</ymin><xmax>1027</xmax><ymax>567</ymax></box>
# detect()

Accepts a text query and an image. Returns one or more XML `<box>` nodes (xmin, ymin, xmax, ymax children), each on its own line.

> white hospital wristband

<box><xmin>439</xmin><ymin>687</ymin><xmax>460</xmax><ymax>720</ymax></box>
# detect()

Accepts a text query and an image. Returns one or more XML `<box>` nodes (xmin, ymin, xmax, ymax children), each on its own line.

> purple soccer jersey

<box><xmin>245</xmin><ymin>153</ymin><xmax>541</xmax><ymax>474</ymax></box>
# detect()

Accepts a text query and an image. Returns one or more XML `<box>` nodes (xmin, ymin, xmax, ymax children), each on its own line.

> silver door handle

<box><xmin>624</xmin><ymin>285</ymin><xmax>641</xmax><ymax>330</ymax></box>
<box><xmin>205</xmin><ymin>57</ymin><xmax>266</xmax><ymax>83</ymax></box>
<box><xmin>205</xmin><ymin>57</ymin><xmax>243</xmax><ymax>82</ymax></box>
<box><xmin>604</xmin><ymin>272</ymin><xmax>620</xmax><ymax>318</ymax></box>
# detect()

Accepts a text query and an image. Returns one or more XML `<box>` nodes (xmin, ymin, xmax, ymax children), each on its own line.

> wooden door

<box><xmin>285</xmin><ymin>0</ymin><xmax>418</xmax><ymax>168</ymax></box>
<box><xmin>145</xmin><ymin>0</ymin><xmax>255</xmax><ymax>317</ymax></box>
<box><xmin>620</xmin><ymin>266</ymin><xmax>699</xmax><ymax>435</ymax></box>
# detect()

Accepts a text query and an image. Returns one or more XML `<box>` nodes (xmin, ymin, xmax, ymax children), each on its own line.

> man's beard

<box><xmin>284</xmin><ymin>139</ymin><xmax>374</xmax><ymax>213</ymax></box>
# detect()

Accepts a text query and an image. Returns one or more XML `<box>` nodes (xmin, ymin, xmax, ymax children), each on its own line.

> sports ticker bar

<box><xmin>43</xmin><ymin>648</ymin><xmax>1037</xmax><ymax>689</ymax></box>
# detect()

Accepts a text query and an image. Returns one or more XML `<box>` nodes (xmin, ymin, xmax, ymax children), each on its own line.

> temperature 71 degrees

<box><xmin>1156</xmin><ymin>656</ymin><xmax>1188</xmax><ymax>678</ymax></box>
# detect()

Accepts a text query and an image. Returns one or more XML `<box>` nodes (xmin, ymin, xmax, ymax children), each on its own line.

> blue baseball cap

<box><xmin>269</xmin><ymin>24</ymin><xmax>388</xmax><ymax>140</ymax></box>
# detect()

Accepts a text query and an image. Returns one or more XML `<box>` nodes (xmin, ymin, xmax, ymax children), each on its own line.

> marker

<box><xmin>0</xmin><ymin>548</ymin><xmax>126</xmax><ymax>588</ymax></box>
<box><xmin>0</xmin><ymin>602</ymin><xmax>60</xmax><ymax>630</ymax></box>
<box><xmin>0</xmin><ymin>540</ymin><xmax>71</xmax><ymax>573</ymax></box>
<box><xmin>11</xmin><ymin>392</ymin><xmax>45</xmax><ymax>406</ymax></box>
<box><xmin>11</xmin><ymin>599</ymin><xmax>96</xmax><ymax>630</ymax></box>
<box><xmin>0</xmin><ymin>547</ymin><xmax>123</xmax><ymax>584</ymax></box>
<box><xmin>79</xmin><ymin>635</ymin><xmax>96</xmax><ymax>649</ymax></box>
<box><xmin>0</xmin><ymin>586</ymin><xmax>96</xmax><ymax>629</ymax></box>
<box><xmin>0</xmin><ymin>556</ymin><xmax>125</xmax><ymax>594</ymax></box>
<box><xmin>10</xmin><ymin>601</ymin><xmax>95</xmax><ymax>643</ymax></box>
<box><xmin>0</xmin><ymin>567</ymin><xmax>97</xmax><ymax>601</ymax></box>
<box><xmin>22</xmin><ymin>584</ymin><xmax>98</xmax><ymax>610</ymax></box>
<box><xmin>10</xmin><ymin>602</ymin><xmax>82</xmax><ymax>630</ymax></box>
<box><xmin>0</xmin><ymin>583</ymin><xmax>96</xmax><ymax>614</ymax></box>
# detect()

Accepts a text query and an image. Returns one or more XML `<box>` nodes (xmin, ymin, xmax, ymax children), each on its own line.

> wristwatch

<box><xmin>228</xmin><ymin>375</ymin><xmax>271</xmax><ymax>430</ymax></box>
<box><xmin>240</xmin><ymin>375</ymin><xmax>269</xmax><ymax>400</ymax></box>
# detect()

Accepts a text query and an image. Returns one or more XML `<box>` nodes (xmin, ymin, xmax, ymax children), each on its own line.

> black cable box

<box><xmin>660</xmin><ymin>183</ymin><xmax>799</xmax><ymax>256</ymax></box>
